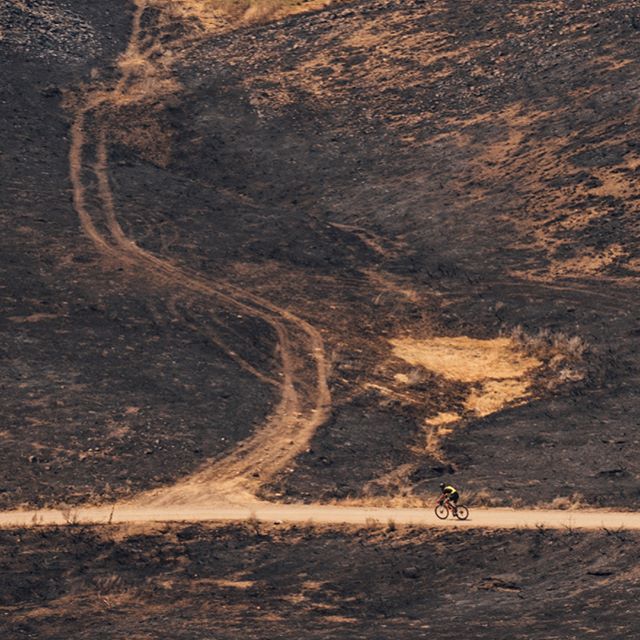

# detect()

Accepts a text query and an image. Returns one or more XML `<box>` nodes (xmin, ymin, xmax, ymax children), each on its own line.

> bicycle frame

<box><xmin>436</xmin><ymin>498</ymin><xmax>457</xmax><ymax>514</ymax></box>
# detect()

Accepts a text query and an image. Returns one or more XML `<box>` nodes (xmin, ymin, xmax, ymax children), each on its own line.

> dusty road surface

<box><xmin>2</xmin><ymin>502</ymin><xmax>639</xmax><ymax>530</ymax></box>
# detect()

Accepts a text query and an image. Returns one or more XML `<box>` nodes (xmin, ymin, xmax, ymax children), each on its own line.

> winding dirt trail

<box><xmin>1</xmin><ymin>503</ymin><xmax>640</xmax><ymax>531</ymax></box>
<box><xmin>68</xmin><ymin>0</ymin><xmax>331</xmax><ymax>504</ymax></box>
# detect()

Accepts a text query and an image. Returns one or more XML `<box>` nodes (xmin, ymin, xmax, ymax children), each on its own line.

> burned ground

<box><xmin>1</xmin><ymin>522</ymin><xmax>639</xmax><ymax>639</ymax></box>
<box><xmin>2</xmin><ymin>0</ymin><xmax>640</xmax><ymax>509</ymax></box>
<box><xmin>3</xmin><ymin>2</ymin><xmax>640</xmax><ymax>637</ymax></box>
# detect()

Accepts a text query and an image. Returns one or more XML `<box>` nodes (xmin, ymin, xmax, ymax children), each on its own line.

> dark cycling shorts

<box><xmin>448</xmin><ymin>492</ymin><xmax>459</xmax><ymax>504</ymax></box>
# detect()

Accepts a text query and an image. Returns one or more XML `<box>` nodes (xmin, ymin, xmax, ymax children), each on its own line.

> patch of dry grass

<box><xmin>388</xmin><ymin>334</ymin><xmax>545</xmax><ymax>458</ymax></box>
<box><xmin>215</xmin><ymin>0</ymin><xmax>299</xmax><ymax>21</ymax></box>
<box><xmin>154</xmin><ymin>0</ymin><xmax>340</xmax><ymax>29</ymax></box>
<box><xmin>226</xmin><ymin>0</ymin><xmax>341</xmax><ymax>23</ymax></box>
<box><xmin>463</xmin><ymin>489</ymin><xmax>504</xmax><ymax>508</ymax></box>
<box><xmin>336</xmin><ymin>494</ymin><xmax>426</xmax><ymax>509</ymax></box>
<box><xmin>390</xmin><ymin>336</ymin><xmax>541</xmax><ymax>383</ymax></box>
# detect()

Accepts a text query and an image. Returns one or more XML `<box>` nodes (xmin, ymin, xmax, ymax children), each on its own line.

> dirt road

<box><xmin>1</xmin><ymin>502</ymin><xmax>638</xmax><ymax>530</ymax></box>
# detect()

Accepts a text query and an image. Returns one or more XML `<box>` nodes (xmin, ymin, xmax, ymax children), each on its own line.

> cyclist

<box><xmin>438</xmin><ymin>482</ymin><xmax>460</xmax><ymax>514</ymax></box>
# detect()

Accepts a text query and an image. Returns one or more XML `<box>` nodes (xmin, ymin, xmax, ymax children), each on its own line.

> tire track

<box><xmin>443</xmin><ymin>276</ymin><xmax>640</xmax><ymax>315</ymax></box>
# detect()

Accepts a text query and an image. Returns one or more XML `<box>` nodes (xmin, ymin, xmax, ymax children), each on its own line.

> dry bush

<box><xmin>463</xmin><ymin>489</ymin><xmax>504</xmax><ymax>507</ymax></box>
<box><xmin>508</xmin><ymin>326</ymin><xmax>587</xmax><ymax>362</ymax></box>
<box><xmin>60</xmin><ymin>507</ymin><xmax>80</xmax><ymax>525</ymax></box>
<box><xmin>245</xmin><ymin>513</ymin><xmax>262</xmax><ymax>535</ymax></box>
<box><xmin>542</xmin><ymin>493</ymin><xmax>586</xmax><ymax>511</ymax></box>
<box><xmin>506</xmin><ymin>325</ymin><xmax>589</xmax><ymax>388</ymax></box>
<box><xmin>406</xmin><ymin>368</ymin><xmax>424</xmax><ymax>385</ymax></box>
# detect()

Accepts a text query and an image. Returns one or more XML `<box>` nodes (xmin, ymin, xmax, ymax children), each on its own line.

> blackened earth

<box><xmin>1</xmin><ymin>523</ymin><xmax>639</xmax><ymax>639</ymax></box>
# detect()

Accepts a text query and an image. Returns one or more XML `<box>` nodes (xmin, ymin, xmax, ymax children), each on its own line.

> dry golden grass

<box><xmin>541</xmin><ymin>493</ymin><xmax>586</xmax><ymax>511</ymax></box>
<box><xmin>226</xmin><ymin>0</ymin><xmax>340</xmax><ymax>23</ymax></box>
<box><xmin>215</xmin><ymin>0</ymin><xmax>301</xmax><ymax>21</ymax></box>
<box><xmin>335</xmin><ymin>494</ymin><xmax>427</xmax><ymax>509</ymax></box>
<box><xmin>382</xmin><ymin>327</ymin><xmax>587</xmax><ymax>466</ymax></box>
<box><xmin>389</xmin><ymin>336</ymin><xmax>541</xmax><ymax>383</ymax></box>
<box><xmin>152</xmin><ymin>0</ymin><xmax>341</xmax><ymax>29</ymax></box>
<box><xmin>424</xmin><ymin>411</ymin><xmax>460</xmax><ymax>426</ymax></box>
<box><xmin>463</xmin><ymin>489</ymin><xmax>505</xmax><ymax>507</ymax></box>
<box><xmin>465</xmin><ymin>378</ymin><xmax>531</xmax><ymax>417</ymax></box>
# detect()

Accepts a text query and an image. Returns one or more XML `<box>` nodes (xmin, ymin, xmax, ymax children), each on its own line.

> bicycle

<box><xmin>434</xmin><ymin>499</ymin><xmax>469</xmax><ymax>520</ymax></box>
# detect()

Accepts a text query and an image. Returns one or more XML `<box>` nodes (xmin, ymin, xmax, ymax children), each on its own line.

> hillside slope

<box><xmin>1</xmin><ymin>0</ymin><xmax>639</xmax><ymax>509</ymax></box>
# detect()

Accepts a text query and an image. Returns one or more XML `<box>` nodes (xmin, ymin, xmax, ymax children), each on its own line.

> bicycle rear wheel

<box><xmin>454</xmin><ymin>505</ymin><xmax>469</xmax><ymax>520</ymax></box>
<box><xmin>435</xmin><ymin>504</ymin><xmax>449</xmax><ymax>519</ymax></box>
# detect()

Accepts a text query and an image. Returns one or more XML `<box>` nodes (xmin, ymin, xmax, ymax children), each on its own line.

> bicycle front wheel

<box><xmin>455</xmin><ymin>505</ymin><xmax>469</xmax><ymax>520</ymax></box>
<box><xmin>435</xmin><ymin>504</ymin><xmax>449</xmax><ymax>520</ymax></box>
